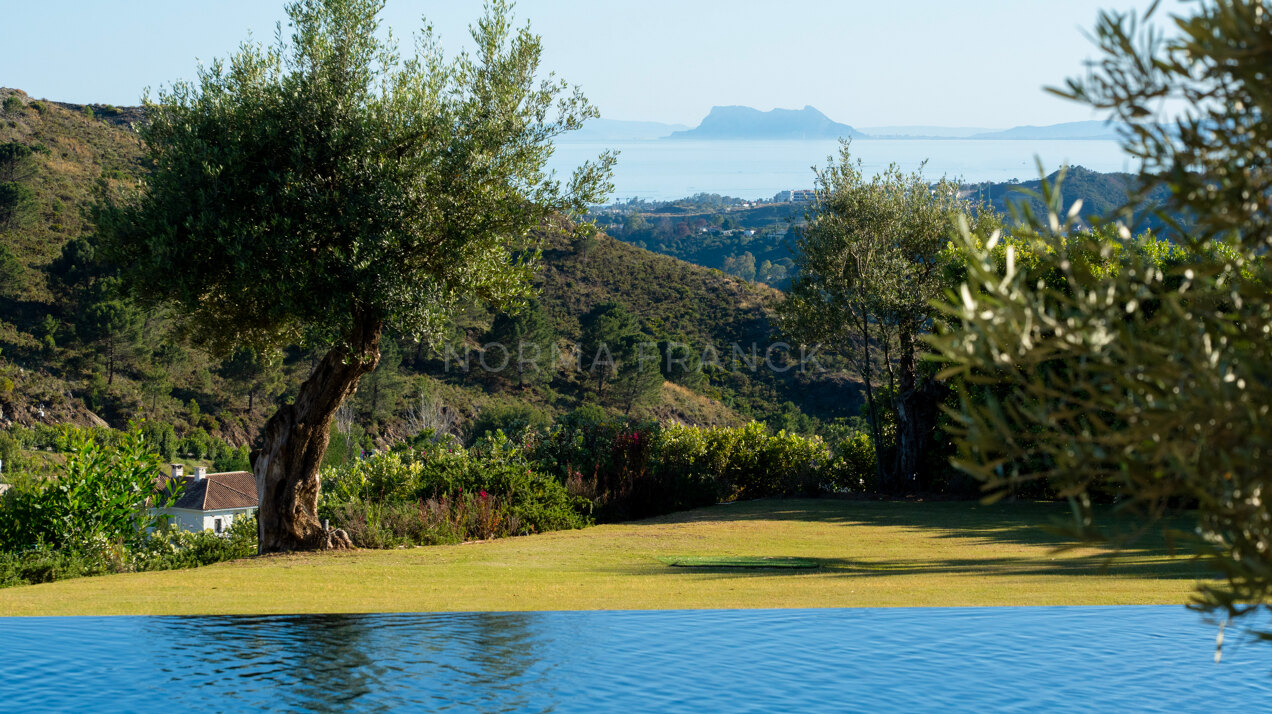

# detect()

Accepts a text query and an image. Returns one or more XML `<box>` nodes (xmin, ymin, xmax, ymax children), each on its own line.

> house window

<box><xmin>214</xmin><ymin>517</ymin><xmax>223</xmax><ymax>534</ymax></box>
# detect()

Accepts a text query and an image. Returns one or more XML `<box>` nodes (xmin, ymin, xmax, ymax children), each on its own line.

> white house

<box><xmin>154</xmin><ymin>464</ymin><xmax>258</xmax><ymax>535</ymax></box>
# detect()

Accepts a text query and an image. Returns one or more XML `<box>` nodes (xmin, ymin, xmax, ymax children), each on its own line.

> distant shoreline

<box><xmin>559</xmin><ymin>135</ymin><xmax>1120</xmax><ymax>144</ymax></box>
<box><xmin>550</xmin><ymin>137</ymin><xmax>1134</xmax><ymax>203</ymax></box>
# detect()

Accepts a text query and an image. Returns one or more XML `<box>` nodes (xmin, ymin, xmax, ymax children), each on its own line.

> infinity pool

<box><xmin>3</xmin><ymin>607</ymin><xmax>1269</xmax><ymax>712</ymax></box>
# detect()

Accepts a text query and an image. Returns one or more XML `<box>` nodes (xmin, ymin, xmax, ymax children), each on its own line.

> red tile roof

<box><xmin>157</xmin><ymin>471</ymin><xmax>258</xmax><ymax>511</ymax></box>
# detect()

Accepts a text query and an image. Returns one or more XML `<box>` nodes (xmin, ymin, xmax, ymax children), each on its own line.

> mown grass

<box><xmin>0</xmin><ymin>499</ymin><xmax>1208</xmax><ymax>616</ymax></box>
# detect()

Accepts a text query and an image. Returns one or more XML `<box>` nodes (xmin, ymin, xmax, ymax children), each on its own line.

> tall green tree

<box><xmin>0</xmin><ymin>141</ymin><xmax>37</xmax><ymax>230</ymax></box>
<box><xmin>218</xmin><ymin>345</ymin><xmax>284</xmax><ymax>414</ymax></box>
<box><xmin>356</xmin><ymin>336</ymin><xmax>407</xmax><ymax>423</ymax></box>
<box><xmin>610</xmin><ymin>341</ymin><xmax>663</xmax><ymax>414</ymax></box>
<box><xmin>579</xmin><ymin>301</ymin><xmax>640</xmax><ymax>396</ymax></box>
<box><xmin>780</xmin><ymin>149</ymin><xmax>993</xmax><ymax>491</ymax></box>
<box><xmin>486</xmin><ymin>298</ymin><xmax>557</xmax><ymax>388</ymax></box>
<box><xmin>0</xmin><ymin>243</ymin><xmax>20</xmax><ymax>298</ymax></box>
<box><xmin>76</xmin><ymin>277</ymin><xmax>142</xmax><ymax>387</ymax></box>
<box><xmin>97</xmin><ymin>0</ymin><xmax>612</xmax><ymax>552</ymax></box>
<box><xmin>932</xmin><ymin>0</ymin><xmax>1272</xmax><ymax>636</ymax></box>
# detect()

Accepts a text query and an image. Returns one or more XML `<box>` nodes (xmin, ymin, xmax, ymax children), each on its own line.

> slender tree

<box><xmin>780</xmin><ymin>148</ymin><xmax>993</xmax><ymax>490</ymax></box>
<box><xmin>579</xmin><ymin>302</ymin><xmax>640</xmax><ymax>396</ymax></box>
<box><xmin>0</xmin><ymin>243</ymin><xmax>21</xmax><ymax>297</ymax></box>
<box><xmin>486</xmin><ymin>298</ymin><xmax>557</xmax><ymax>389</ymax></box>
<box><xmin>98</xmin><ymin>0</ymin><xmax>612</xmax><ymax>551</ymax></box>
<box><xmin>611</xmin><ymin>339</ymin><xmax>663</xmax><ymax>414</ymax></box>
<box><xmin>218</xmin><ymin>345</ymin><xmax>283</xmax><ymax>414</ymax></box>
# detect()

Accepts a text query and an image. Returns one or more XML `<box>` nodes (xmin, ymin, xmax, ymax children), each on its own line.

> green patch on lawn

<box><xmin>661</xmin><ymin>556</ymin><xmax>820</xmax><ymax>569</ymax></box>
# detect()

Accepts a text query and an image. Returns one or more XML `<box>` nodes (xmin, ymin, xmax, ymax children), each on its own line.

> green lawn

<box><xmin>0</xmin><ymin>499</ymin><xmax>1207</xmax><ymax>616</ymax></box>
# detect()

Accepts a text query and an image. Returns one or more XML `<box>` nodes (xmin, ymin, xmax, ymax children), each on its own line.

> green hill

<box><xmin>965</xmin><ymin>166</ymin><xmax>1177</xmax><ymax>231</ymax></box>
<box><xmin>0</xmin><ymin>88</ymin><xmax>859</xmax><ymax>452</ymax></box>
<box><xmin>596</xmin><ymin>168</ymin><xmax>1181</xmax><ymax>291</ymax></box>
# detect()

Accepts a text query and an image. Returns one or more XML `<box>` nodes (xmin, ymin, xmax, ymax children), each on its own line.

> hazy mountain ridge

<box><xmin>564</xmin><ymin>118</ymin><xmax>689</xmax><ymax>142</ymax></box>
<box><xmin>970</xmin><ymin>120</ymin><xmax>1118</xmax><ymax>140</ymax></box>
<box><xmin>859</xmin><ymin>125</ymin><xmax>996</xmax><ymax>139</ymax></box>
<box><xmin>668</xmin><ymin>105</ymin><xmax>865</xmax><ymax>141</ymax></box>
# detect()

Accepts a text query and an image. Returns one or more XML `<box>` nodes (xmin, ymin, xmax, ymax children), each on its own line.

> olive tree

<box><xmin>932</xmin><ymin>0</ymin><xmax>1272</xmax><ymax>635</ymax></box>
<box><xmin>780</xmin><ymin>147</ymin><xmax>994</xmax><ymax>491</ymax></box>
<box><xmin>98</xmin><ymin>0</ymin><xmax>612</xmax><ymax>552</ymax></box>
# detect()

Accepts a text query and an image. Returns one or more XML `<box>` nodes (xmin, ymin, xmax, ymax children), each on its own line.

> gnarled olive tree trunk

<box><xmin>252</xmin><ymin>317</ymin><xmax>382</xmax><ymax>553</ymax></box>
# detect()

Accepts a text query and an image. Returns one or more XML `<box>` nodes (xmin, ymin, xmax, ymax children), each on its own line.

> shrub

<box><xmin>0</xmin><ymin>517</ymin><xmax>258</xmax><ymax>589</ymax></box>
<box><xmin>706</xmin><ymin>422</ymin><xmax>827</xmax><ymax>498</ymax></box>
<box><xmin>526</xmin><ymin>412</ymin><xmax>667</xmax><ymax>520</ymax></box>
<box><xmin>0</xmin><ymin>546</ymin><xmax>118</xmax><ymax>587</ymax></box>
<box><xmin>0</xmin><ymin>425</ymin><xmax>175</xmax><ymax>552</ymax></box>
<box><xmin>213</xmin><ymin>445</ymin><xmax>251</xmax><ymax>473</ymax></box>
<box><xmin>468</xmin><ymin>402</ymin><xmax>551</xmax><ymax>443</ymax></box>
<box><xmin>527</xmin><ymin>414</ymin><xmax>830</xmax><ymax>521</ymax></box>
<box><xmin>0</xmin><ymin>181</ymin><xmax>35</xmax><ymax>226</ymax></box>
<box><xmin>825</xmin><ymin>429</ymin><xmax>878</xmax><ymax>493</ymax></box>
<box><xmin>132</xmin><ymin>515</ymin><xmax>257</xmax><ymax>571</ymax></box>
<box><xmin>0</xmin><ymin>431</ymin><xmax>24</xmax><ymax>474</ymax></box>
<box><xmin>326</xmin><ymin>492</ymin><xmax>518</xmax><ymax>549</ymax></box>
<box><xmin>321</xmin><ymin>433</ymin><xmax>588</xmax><ymax>547</ymax></box>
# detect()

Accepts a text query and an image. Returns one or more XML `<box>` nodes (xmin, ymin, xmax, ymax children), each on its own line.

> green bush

<box><xmin>0</xmin><ymin>546</ymin><xmax>119</xmax><ymax>587</ymax></box>
<box><xmin>703</xmin><ymin>421</ymin><xmax>827</xmax><ymax>498</ymax></box>
<box><xmin>213</xmin><ymin>444</ymin><xmax>251</xmax><ymax>473</ymax></box>
<box><xmin>132</xmin><ymin>515</ymin><xmax>257</xmax><ymax>571</ymax></box>
<box><xmin>325</xmin><ymin>493</ymin><xmax>518</xmax><ymax>549</ymax></box>
<box><xmin>528</xmin><ymin>414</ymin><xmax>830</xmax><ymax>521</ymax></box>
<box><xmin>0</xmin><ymin>181</ymin><xmax>35</xmax><ymax>226</ymax></box>
<box><xmin>0</xmin><ymin>425</ymin><xmax>175</xmax><ymax>552</ymax></box>
<box><xmin>0</xmin><ymin>516</ymin><xmax>258</xmax><ymax>589</ymax></box>
<box><xmin>0</xmin><ymin>431</ymin><xmax>24</xmax><ymax>475</ymax></box>
<box><xmin>321</xmin><ymin>433</ymin><xmax>588</xmax><ymax>547</ymax></box>
<box><xmin>527</xmin><ymin>412</ymin><xmax>672</xmax><ymax>521</ymax></box>
<box><xmin>468</xmin><ymin>402</ymin><xmax>552</xmax><ymax>443</ymax></box>
<box><xmin>825</xmin><ymin>429</ymin><xmax>878</xmax><ymax>493</ymax></box>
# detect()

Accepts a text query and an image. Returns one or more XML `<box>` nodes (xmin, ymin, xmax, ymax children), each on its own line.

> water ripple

<box><xmin>1</xmin><ymin>607</ymin><xmax>1269</xmax><ymax>712</ymax></box>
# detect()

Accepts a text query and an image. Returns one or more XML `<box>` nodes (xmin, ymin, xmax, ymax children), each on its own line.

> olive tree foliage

<box><xmin>102</xmin><ymin>0</ymin><xmax>612</xmax><ymax>355</ymax></box>
<box><xmin>97</xmin><ymin>0</ymin><xmax>613</xmax><ymax>552</ymax></box>
<box><xmin>931</xmin><ymin>0</ymin><xmax>1272</xmax><ymax>635</ymax></box>
<box><xmin>780</xmin><ymin>145</ymin><xmax>996</xmax><ymax>491</ymax></box>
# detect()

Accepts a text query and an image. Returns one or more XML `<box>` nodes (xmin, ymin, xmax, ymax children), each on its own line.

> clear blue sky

<box><xmin>2</xmin><ymin>0</ymin><xmax>1177</xmax><ymax>128</ymax></box>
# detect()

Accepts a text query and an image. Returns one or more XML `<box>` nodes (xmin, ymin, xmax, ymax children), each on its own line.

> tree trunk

<box><xmin>252</xmin><ymin>315</ymin><xmax>382</xmax><ymax>553</ymax></box>
<box><xmin>895</xmin><ymin>326</ymin><xmax>936</xmax><ymax>491</ymax></box>
<box><xmin>853</xmin><ymin>310</ymin><xmax>890</xmax><ymax>491</ymax></box>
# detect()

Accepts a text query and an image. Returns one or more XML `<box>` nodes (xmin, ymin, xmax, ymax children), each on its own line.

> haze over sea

<box><xmin>551</xmin><ymin>139</ymin><xmax>1133</xmax><ymax>202</ymax></box>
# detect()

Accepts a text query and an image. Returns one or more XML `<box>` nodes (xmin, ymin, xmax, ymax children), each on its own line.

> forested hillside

<box><xmin>0</xmin><ymin>88</ymin><xmax>859</xmax><ymax>453</ymax></box>
<box><xmin>964</xmin><ymin>166</ymin><xmax>1177</xmax><ymax>232</ymax></box>
<box><xmin>596</xmin><ymin>170</ymin><xmax>1180</xmax><ymax>290</ymax></box>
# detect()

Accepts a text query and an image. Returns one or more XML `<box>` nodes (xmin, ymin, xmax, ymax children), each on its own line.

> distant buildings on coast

<box><xmin>773</xmin><ymin>189</ymin><xmax>815</xmax><ymax>203</ymax></box>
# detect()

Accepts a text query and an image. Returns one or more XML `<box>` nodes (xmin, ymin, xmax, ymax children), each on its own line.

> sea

<box><xmin>549</xmin><ymin>138</ymin><xmax>1134</xmax><ymax>202</ymax></box>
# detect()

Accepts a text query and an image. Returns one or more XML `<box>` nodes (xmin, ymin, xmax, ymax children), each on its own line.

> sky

<box><xmin>2</xmin><ymin>0</ymin><xmax>1181</xmax><ymax>129</ymax></box>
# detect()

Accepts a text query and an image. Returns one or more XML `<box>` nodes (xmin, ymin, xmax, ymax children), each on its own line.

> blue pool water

<box><xmin>2</xmin><ymin>607</ymin><xmax>1269</xmax><ymax>712</ymax></box>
